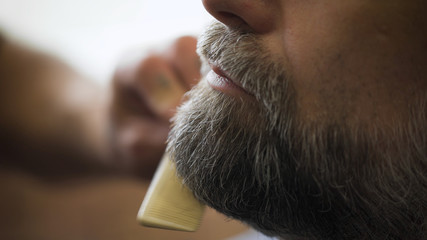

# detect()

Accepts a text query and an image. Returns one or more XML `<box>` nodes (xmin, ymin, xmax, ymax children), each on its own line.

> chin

<box><xmin>168</xmin><ymin>81</ymin><xmax>426</xmax><ymax>239</ymax></box>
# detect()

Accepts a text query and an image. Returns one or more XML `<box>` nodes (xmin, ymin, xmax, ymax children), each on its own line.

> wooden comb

<box><xmin>137</xmin><ymin>154</ymin><xmax>205</xmax><ymax>231</ymax></box>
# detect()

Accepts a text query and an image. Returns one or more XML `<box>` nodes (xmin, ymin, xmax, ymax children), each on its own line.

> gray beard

<box><xmin>167</xmin><ymin>22</ymin><xmax>426</xmax><ymax>240</ymax></box>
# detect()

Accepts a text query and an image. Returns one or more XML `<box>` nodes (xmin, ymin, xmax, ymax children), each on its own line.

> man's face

<box><xmin>169</xmin><ymin>0</ymin><xmax>426</xmax><ymax>239</ymax></box>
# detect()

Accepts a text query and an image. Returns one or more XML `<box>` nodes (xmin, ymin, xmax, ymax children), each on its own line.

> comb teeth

<box><xmin>137</xmin><ymin>154</ymin><xmax>205</xmax><ymax>232</ymax></box>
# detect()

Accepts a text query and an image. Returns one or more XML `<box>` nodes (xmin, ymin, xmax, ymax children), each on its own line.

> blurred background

<box><xmin>0</xmin><ymin>0</ymin><xmax>212</xmax><ymax>84</ymax></box>
<box><xmin>0</xmin><ymin>1</ymin><xmax>252</xmax><ymax>239</ymax></box>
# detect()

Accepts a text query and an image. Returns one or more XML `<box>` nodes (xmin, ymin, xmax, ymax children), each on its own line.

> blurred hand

<box><xmin>110</xmin><ymin>36</ymin><xmax>201</xmax><ymax>178</ymax></box>
<box><xmin>0</xmin><ymin>37</ymin><xmax>109</xmax><ymax>177</ymax></box>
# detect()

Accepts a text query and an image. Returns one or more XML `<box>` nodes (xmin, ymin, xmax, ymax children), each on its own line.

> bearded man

<box><xmin>168</xmin><ymin>0</ymin><xmax>427</xmax><ymax>239</ymax></box>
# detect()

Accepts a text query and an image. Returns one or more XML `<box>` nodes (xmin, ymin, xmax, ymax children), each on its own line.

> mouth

<box><xmin>206</xmin><ymin>63</ymin><xmax>254</xmax><ymax>98</ymax></box>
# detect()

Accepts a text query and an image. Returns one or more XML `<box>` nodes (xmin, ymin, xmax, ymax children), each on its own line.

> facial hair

<box><xmin>168</xmin><ymin>22</ymin><xmax>426</xmax><ymax>240</ymax></box>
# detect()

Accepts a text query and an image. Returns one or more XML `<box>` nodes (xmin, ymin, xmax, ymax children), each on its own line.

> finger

<box><xmin>164</xmin><ymin>36</ymin><xmax>201</xmax><ymax>89</ymax></box>
<box><xmin>134</xmin><ymin>55</ymin><xmax>187</xmax><ymax>120</ymax></box>
<box><xmin>111</xmin><ymin>64</ymin><xmax>154</xmax><ymax>122</ymax></box>
<box><xmin>114</xmin><ymin>116</ymin><xmax>169</xmax><ymax>178</ymax></box>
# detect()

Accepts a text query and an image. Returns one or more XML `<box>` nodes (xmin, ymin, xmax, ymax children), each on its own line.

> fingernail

<box><xmin>147</xmin><ymin>73</ymin><xmax>186</xmax><ymax>119</ymax></box>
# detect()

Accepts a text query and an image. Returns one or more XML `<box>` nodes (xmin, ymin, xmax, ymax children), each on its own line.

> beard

<box><xmin>167</xmin><ymin>22</ymin><xmax>426</xmax><ymax>240</ymax></box>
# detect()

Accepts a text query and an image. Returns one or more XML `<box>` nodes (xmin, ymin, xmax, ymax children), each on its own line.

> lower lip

<box><xmin>206</xmin><ymin>70</ymin><xmax>250</xmax><ymax>97</ymax></box>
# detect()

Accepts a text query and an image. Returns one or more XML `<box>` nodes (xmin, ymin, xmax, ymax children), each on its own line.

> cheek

<box><xmin>279</xmin><ymin>1</ymin><xmax>419</xmax><ymax>126</ymax></box>
<box><xmin>281</xmin><ymin>10</ymin><xmax>361</xmax><ymax>123</ymax></box>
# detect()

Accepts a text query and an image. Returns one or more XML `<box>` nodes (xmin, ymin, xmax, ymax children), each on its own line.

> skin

<box><xmin>0</xmin><ymin>35</ymin><xmax>249</xmax><ymax>239</ymax></box>
<box><xmin>110</xmin><ymin>36</ymin><xmax>200</xmax><ymax>177</ymax></box>
<box><xmin>0</xmin><ymin>35</ymin><xmax>200</xmax><ymax>179</ymax></box>
<box><xmin>166</xmin><ymin>0</ymin><xmax>426</xmax><ymax>239</ymax></box>
<box><xmin>0</xmin><ymin>40</ymin><xmax>109</xmax><ymax>176</ymax></box>
<box><xmin>203</xmin><ymin>0</ymin><xmax>427</xmax><ymax>127</ymax></box>
<box><xmin>1</xmin><ymin>0</ymin><xmax>426</xmax><ymax>238</ymax></box>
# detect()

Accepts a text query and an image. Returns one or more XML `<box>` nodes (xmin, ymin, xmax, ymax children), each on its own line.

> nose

<box><xmin>202</xmin><ymin>0</ymin><xmax>279</xmax><ymax>34</ymax></box>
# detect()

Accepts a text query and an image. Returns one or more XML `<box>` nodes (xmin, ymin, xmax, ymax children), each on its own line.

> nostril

<box><xmin>218</xmin><ymin>11</ymin><xmax>243</xmax><ymax>22</ymax></box>
<box><xmin>202</xmin><ymin>0</ymin><xmax>277</xmax><ymax>34</ymax></box>
<box><xmin>217</xmin><ymin>11</ymin><xmax>251</xmax><ymax>30</ymax></box>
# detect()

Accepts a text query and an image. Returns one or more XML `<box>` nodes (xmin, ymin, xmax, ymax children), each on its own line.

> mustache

<box><xmin>196</xmin><ymin>21</ymin><xmax>295</xmax><ymax>134</ymax></box>
<box><xmin>196</xmin><ymin>22</ymin><xmax>287</xmax><ymax>102</ymax></box>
